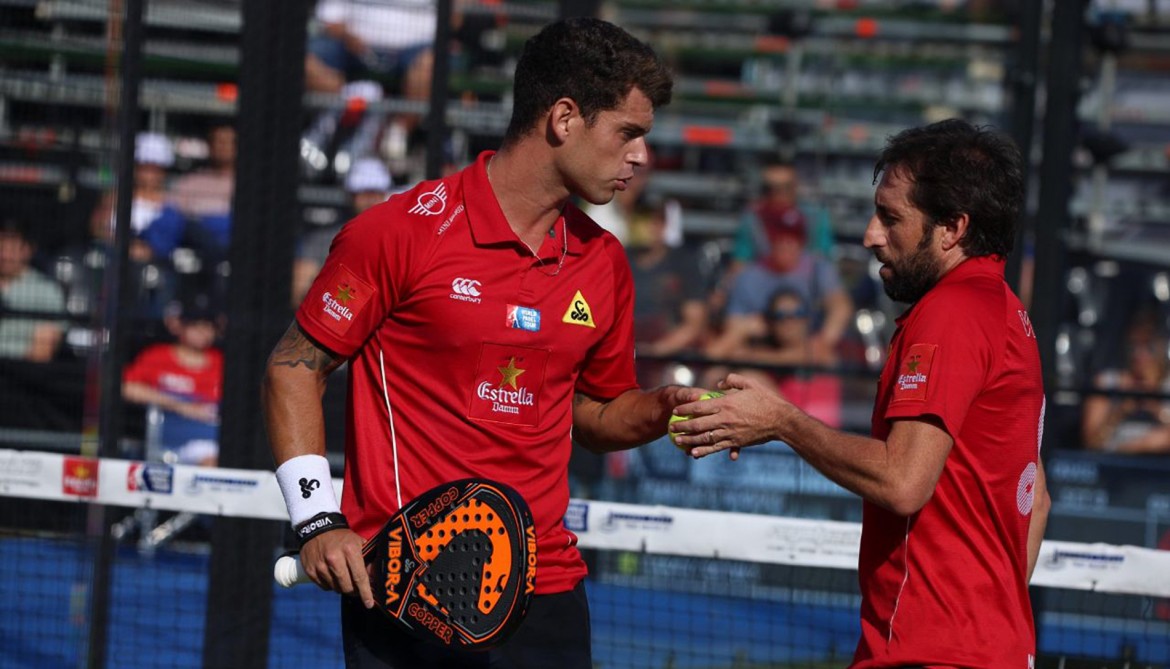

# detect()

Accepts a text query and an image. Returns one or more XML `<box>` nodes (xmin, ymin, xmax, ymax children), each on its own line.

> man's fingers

<box><xmin>325</xmin><ymin>551</ymin><xmax>356</xmax><ymax>595</ymax></box>
<box><xmin>350</xmin><ymin>550</ymin><xmax>375</xmax><ymax>609</ymax></box>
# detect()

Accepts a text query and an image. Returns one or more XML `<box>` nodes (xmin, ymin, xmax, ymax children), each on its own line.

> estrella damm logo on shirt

<box><xmin>468</xmin><ymin>344</ymin><xmax>548</xmax><ymax>426</ymax></box>
<box><xmin>562</xmin><ymin>290</ymin><xmax>595</xmax><ymax>328</ymax></box>
<box><xmin>892</xmin><ymin>343</ymin><xmax>936</xmax><ymax>402</ymax></box>
<box><xmin>314</xmin><ymin>264</ymin><xmax>375</xmax><ymax>337</ymax></box>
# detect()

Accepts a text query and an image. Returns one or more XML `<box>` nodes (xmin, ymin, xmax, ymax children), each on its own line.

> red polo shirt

<box><xmin>854</xmin><ymin>256</ymin><xmax>1044</xmax><ymax>669</ymax></box>
<box><xmin>296</xmin><ymin>151</ymin><xmax>639</xmax><ymax>595</ymax></box>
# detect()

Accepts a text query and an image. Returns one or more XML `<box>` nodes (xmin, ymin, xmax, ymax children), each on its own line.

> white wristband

<box><xmin>276</xmin><ymin>454</ymin><xmax>341</xmax><ymax>528</ymax></box>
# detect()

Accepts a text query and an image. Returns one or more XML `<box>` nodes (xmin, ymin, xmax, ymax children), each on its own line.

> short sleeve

<box><xmin>295</xmin><ymin>204</ymin><xmax>413</xmax><ymax>358</ymax></box>
<box><xmin>124</xmin><ymin>345</ymin><xmax>163</xmax><ymax>386</ymax></box>
<box><xmin>575</xmin><ymin>240</ymin><xmax>640</xmax><ymax>399</ymax></box>
<box><xmin>884</xmin><ymin>300</ymin><xmax>993</xmax><ymax>437</ymax></box>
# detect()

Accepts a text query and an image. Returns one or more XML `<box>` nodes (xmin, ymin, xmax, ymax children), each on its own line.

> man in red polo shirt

<box><xmin>264</xmin><ymin>17</ymin><xmax>684</xmax><ymax>669</ymax></box>
<box><xmin>673</xmin><ymin>119</ymin><xmax>1051</xmax><ymax>669</ymax></box>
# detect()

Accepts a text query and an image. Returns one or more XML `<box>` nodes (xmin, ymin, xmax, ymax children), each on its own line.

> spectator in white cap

<box><xmin>131</xmin><ymin>132</ymin><xmax>178</xmax><ymax>238</ymax></box>
<box><xmin>344</xmin><ymin>157</ymin><xmax>393</xmax><ymax>214</ymax></box>
<box><xmin>291</xmin><ymin>157</ymin><xmax>393</xmax><ymax>304</ymax></box>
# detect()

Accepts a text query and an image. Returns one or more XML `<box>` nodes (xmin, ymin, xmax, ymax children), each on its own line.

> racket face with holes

<box><xmin>362</xmin><ymin>478</ymin><xmax>535</xmax><ymax>650</ymax></box>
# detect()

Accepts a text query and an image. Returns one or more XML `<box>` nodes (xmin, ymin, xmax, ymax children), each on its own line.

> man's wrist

<box><xmin>295</xmin><ymin>511</ymin><xmax>349</xmax><ymax>547</ymax></box>
<box><xmin>276</xmin><ymin>454</ymin><xmax>340</xmax><ymax>527</ymax></box>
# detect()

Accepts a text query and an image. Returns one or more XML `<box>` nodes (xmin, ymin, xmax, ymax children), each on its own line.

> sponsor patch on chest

<box><xmin>892</xmin><ymin>342</ymin><xmax>937</xmax><ymax>402</ymax></box>
<box><xmin>467</xmin><ymin>344</ymin><xmax>549</xmax><ymax>426</ymax></box>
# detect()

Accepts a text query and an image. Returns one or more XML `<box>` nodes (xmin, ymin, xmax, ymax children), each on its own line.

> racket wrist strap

<box><xmin>276</xmin><ymin>454</ymin><xmax>341</xmax><ymax>528</ymax></box>
<box><xmin>295</xmin><ymin>512</ymin><xmax>349</xmax><ymax>546</ymax></box>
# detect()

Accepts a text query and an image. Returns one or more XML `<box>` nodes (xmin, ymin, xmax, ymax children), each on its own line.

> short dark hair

<box><xmin>503</xmin><ymin>18</ymin><xmax>673</xmax><ymax>146</ymax></box>
<box><xmin>0</xmin><ymin>216</ymin><xmax>30</xmax><ymax>241</ymax></box>
<box><xmin>873</xmin><ymin>118</ymin><xmax>1023</xmax><ymax>259</ymax></box>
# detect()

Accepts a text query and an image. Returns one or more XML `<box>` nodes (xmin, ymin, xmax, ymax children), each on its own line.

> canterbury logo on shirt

<box><xmin>450</xmin><ymin>277</ymin><xmax>482</xmax><ymax>303</ymax></box>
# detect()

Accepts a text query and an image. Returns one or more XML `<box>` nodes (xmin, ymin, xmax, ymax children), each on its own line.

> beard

<box><xmin>878</xmin><ymin>238</ymin><xmax>942</xmax><ymax>304</ymax></box>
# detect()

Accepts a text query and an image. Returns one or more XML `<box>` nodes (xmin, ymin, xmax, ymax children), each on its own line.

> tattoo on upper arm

<box><xmin>269</xmin><ymin>323</ymin><xmax>344</xmax><ymax>374</ymax></box>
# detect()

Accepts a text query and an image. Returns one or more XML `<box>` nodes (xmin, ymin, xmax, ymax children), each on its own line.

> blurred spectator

<box><xmin>705</xmin><ymin>206</ymin><xmax>853</xmax><ymax>366</ymax></box>
<box><xmin>305</xmin><ymin>0</ymin><xmax>441</xmax><ymax>166</ymax></box>
<box><xmin>50</xmin><ymin>187</ymin><xmax>177</xmax><ymax>352</ymax></box>
<box><xmin>627</xmin><ymin>201</ymin><xmax>707</xmax><ymax>386</ymax></box>
<box><xmin>162</xmin><ymin>123</ymin><xmax>236</xmax><ymax>264</ymax></box>
<box><xmin>292</xmin><ymin>157</ymin><xmax>393</xmax><ymax>305</ymax></box>
<box><xmin>717</xmin><ymin>287</ymin><xmax>843</xmax><ymax>428</ymax></box>
<box><xmin>305</xmin><ymin>0</ymin><xmax>436</xmax><ymax>99</ymax></box>
<box><xmin>731</xmin><ymin>161</ymin><xmax>832</xmax><ymax>265</ymax></box>
<box><xmin>0</xmin><ymin>217</ymin><xmax>66</xmax><ymax>362</ymax></box>
<box><xmin>128</xmin><ymin>132</ymin><xmax>185</xmax><ymax>261</ymax></box>
<box><xmin>123</xmin><ymin>294</ymin><xmax>223</xmax><ymax>466</ymax></box>
<box><xmin>1082</xmin><ymin>310</ymin><xmax>1170</xmax><ymax>454</ymax></box>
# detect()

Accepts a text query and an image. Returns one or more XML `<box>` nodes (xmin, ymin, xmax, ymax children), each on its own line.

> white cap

<box><xmin>345</xmin><ymin>157</ymin><xmax>392</xmax><ymax>194</ymax></box>
<box><xmin>135</xmin><ymin>132</ymin><xmax>174</xmax><ymax>167</ymax></box>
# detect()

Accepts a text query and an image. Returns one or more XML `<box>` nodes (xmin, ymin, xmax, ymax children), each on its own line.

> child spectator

<box><xmin>123</xmin><ymin>294</ymin><xmax>223</xmax><ymax>466</ymax></box>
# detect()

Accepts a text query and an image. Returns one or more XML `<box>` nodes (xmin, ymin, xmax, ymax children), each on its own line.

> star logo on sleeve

<box><xmin>497</xmin><ymin>357</ymin><xmax>526</xmax><ymax>389</ymax></box>
<box><xmin>893</xmin><ymin>343</ymin><xmax>936</xmax><ymax>403</ymax></box>
<box><xmin>905</xmin><ymin>355</ymin><xmax>921</xmax><ymax>374</ymax></box>
<box><xmin>335</xmin><ymin>284</ymin><xmax>356</xmax><ymax>305</ymax></box>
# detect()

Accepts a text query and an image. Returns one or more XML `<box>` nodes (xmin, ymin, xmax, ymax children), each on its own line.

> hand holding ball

<box><xmin>669</xmin><ymin>391</ymin><xmax>724</xmax><ymax>450</ymax></box>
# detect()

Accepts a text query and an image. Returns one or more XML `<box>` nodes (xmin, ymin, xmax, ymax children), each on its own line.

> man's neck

<box><xmin>487</xmin><ymin>148</ymin><xmax>570</xmax><ymax>248</ymax></box>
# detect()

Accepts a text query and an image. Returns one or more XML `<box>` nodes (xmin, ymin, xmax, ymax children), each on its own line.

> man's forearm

<box><xmin>263</xmin><ymin>323</ymin><xmax>342</xmax><ymax>465</ymax></box>
<box><xmin>774</xmin><ymin>410</ymin><xmax>952</xmax><ymax>516</ymax></box>
<box><xmin>263</xmin><ymin>366</ymin><xmax>330</xmax><ymax>464</ymax></box>
<box><xmin>572</xmin><ymin>385</ymin><xmax>685</xmax><ymax>453</ymax></box>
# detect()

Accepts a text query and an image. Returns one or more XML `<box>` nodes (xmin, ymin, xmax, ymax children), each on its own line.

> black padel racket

<box><xmin>274</xmin><ymin>478</ymin><xmax>535</xmax><ymax>650</ymax></box>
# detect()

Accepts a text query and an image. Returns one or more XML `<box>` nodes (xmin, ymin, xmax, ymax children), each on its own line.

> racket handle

<box><xmin>274</xmin><ymin>555</ymin><xmax>310</xmax><ymax>587</ymax></box>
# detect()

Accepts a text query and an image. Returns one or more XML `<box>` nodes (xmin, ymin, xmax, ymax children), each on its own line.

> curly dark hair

<box><xmin>502</xmin><ymin>18</ymin><xmax>673</xmax><ymax>146</ymax></box>
<box><xmin>872</xmin><ymin>118</ymin><xmax>1023</xmax><ymax>259</ymax></box>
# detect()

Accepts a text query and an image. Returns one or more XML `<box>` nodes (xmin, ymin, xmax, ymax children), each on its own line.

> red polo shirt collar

<box><xmin>896</xmin><ymin>255</ymin><xmax>1005</xmax><ymax>324</ymax></box>
<box><xmin>462</xmin><ymin>150</ymin><xmax>583</xmax><ymax>259</ymax></box>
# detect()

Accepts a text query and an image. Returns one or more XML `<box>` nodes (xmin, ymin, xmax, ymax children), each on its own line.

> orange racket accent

<box><xmin>415</xmin><ymin>497</ymin><xmax>515</xmax><ymax>615</ymax></box>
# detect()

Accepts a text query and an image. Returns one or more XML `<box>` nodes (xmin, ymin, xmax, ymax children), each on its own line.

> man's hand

<box><xmin>669</xmin><ymin>373</ymin><xmax>794</xmax><ymax>458</ymax></box>
<box><xmin>300</xmin><ymin>528</ymin><xmax>375</xmax><ymax>609</ymax></box>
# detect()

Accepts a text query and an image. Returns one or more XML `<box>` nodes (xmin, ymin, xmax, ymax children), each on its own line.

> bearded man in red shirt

<box><xmin>674</xmin><ymin>118</ymin><xmax>1051</xmax><ymax>669</ymax></box>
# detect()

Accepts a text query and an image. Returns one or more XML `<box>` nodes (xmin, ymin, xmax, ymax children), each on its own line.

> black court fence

<box><xmin>3</xmin><ymin>1</ymin><xmax>1170</xmax><ymax>668</ymax></box>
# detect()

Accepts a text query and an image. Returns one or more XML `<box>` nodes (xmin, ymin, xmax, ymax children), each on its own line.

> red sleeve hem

<box><xmin>294</xmin><ymin>312</ymin><xmax>357</xmax><ymax>359</ymax></box>
<box><xmin>574</xmin><ymin>380</ymin><xmax>640</xmax><ymax>402</ymax></box>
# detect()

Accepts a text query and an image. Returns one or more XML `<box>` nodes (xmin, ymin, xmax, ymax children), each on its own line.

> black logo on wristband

<box><xmin>299</xmin><ymin>477</ymin><xmax>320</xmax><ymax>499</ymax></box>
<box><xmin>295</xmin><ymin>512</ymin><xmax>349</xmax><ymax>547</ymax></box>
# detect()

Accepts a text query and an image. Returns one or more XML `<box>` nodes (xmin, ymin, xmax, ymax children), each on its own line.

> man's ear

<box><xmin>547</xmin><ymin>97</ymin><xmax>579</xmax><ymax>144</ymax></box>
<box><xmin>939</xmin><ymin>213</ymin><xmax>970</xmax><ymax>252</ymax></box>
